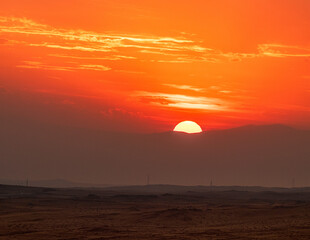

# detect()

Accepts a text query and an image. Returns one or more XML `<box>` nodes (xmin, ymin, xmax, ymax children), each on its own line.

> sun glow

<box><xmin>173</xmin><ymin>121</ymin><xmax>202</xmax><ymax>134</ymax></box>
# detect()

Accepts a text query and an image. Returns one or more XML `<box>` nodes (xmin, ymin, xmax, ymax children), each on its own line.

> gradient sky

<box><xmin>1</xmin><ymin>0</ymin><xmax>310</xmax><ymax>132</ymax></box>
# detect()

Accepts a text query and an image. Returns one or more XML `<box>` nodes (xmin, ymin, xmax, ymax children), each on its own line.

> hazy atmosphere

<box><xmin>1</xmin><ymin>122</ymin><xmax>310</xmax><ymax>187</ymax></box>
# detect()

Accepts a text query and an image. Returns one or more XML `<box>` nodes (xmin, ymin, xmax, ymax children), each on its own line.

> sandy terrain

<box><xmin>0</xmin><ymin>185</ymin><xmax>310</xmax><ymax>239</ymax></box>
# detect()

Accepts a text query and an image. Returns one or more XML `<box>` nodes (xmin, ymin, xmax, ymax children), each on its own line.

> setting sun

<box><xmin>173</xmin><ymin>121</ymin><xmax>202</xmax><ymax>134</ymax></box>
<box><xmin>1</xmin><ymin>1</ymin><xmax>310</xmax><ymax>239</ymax></box>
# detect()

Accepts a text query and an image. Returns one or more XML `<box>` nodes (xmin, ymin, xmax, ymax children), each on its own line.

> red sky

<box><xmin>1</xmin><ymin>0</ymin><xmax>310</xmax><ymax>132</ymax></box>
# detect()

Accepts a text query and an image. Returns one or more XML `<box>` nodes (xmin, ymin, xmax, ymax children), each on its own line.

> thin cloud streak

<box><xmin>48</xmin><ymin>54</ymin><xmax>136</xmax><ymax>60</ymax></box>
<box><xmin>163</xmin><ymin>84</ymin><xmax>205</xmax><ymax>92</ymax></box>
<box><xmin>136</xmin><ymin>91</ymin><xmax>228</xmax><ymax>111</ymax></box>
<box><xmin>258</xmin><ymin>44</ymin><xmax>310</xmax><ymax>58</ymax></box>
<box><xmin>17</xmin><ymin>61</ymin><xmax>111</xmax><ymax>72</ymax></box>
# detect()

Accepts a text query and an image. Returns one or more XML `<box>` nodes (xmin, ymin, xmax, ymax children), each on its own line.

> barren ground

<box><xmin>1</xmin><ymin>185</ymin><xmax>310</xmax><ymax>239</ymax></box>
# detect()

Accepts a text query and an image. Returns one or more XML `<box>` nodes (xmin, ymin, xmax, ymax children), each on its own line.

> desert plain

<box><xmin>1</xmin><ymin>184</ymin><xmax>310</xmax><ymax>240</ymax></box>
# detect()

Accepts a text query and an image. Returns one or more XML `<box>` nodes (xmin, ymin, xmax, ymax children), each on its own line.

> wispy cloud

<box><xmin>1</xmin><ymin>17</ymin><xmax>309</xmax><ymax>67</ymax></box>
<box><xmin>258</xmin><ymin>44</ymin><xmax>310</xmax><ymax>58</ymax></box>
<box><xmin>220</xmin><ymin>52</ymin><xmax>258</xmax><ymax>61</ymax></box>
<box><xmin>219</xmin><ymin>90</ymin><xmax>232</xmax><ymax>94</ymax></box>
<box><xmin>0</xmin><ymin>16</ymin><xmax>255</xmax><ymax>64</ymax></box>
<box><xmin>163</xmin><ymin>84</ymin><xmax>204</xmax><ymax>92</ymax></box>
<box><xmin>136</xmin><ymin>91</ymin><xmax>228</xmax><ymax>111</ymax></box>
<box><xmin>0</xmin><ymin>17</ymin><xmax>206</xmax><ymax>55</ymax></box>
<box><xmin>17</xmin><ymin>61</ymin><xmax>111</xmax><ymax>71</ymax></box>
<box><xmin>17</xmin><ymin>61</ymin><xmax>74</xmax><ymax>71</ymax></box>
<box><xmin>78</xmin><ymin>65</ymin><xmax>111</xmax><ymax>71</ymax></box>
<box><xmin>48</xmin><ymin>53</ymin><xmax>136</xmax><ymax>60</ymax></box>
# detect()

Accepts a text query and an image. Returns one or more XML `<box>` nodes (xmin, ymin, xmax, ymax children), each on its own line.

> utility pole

<box><xmin>147</xmin><ymin>174</ymin><xmax>150</xmax><ymax>186</ymax></box>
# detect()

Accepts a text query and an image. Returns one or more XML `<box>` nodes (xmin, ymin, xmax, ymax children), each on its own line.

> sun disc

<box><xmin>173</xmin><ymin>121</ymin><xmax>202</xmax><ymax>134</ymax></box>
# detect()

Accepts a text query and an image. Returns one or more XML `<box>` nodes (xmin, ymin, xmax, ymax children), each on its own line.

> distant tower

<box><xmin>26</xmin><ymin>179</ymin><xmax>28</xmax><ymax>187</ymax></box>
<box><xmin>292</xmin><ymin>178</ymin><xmax>295</xmax><ymax>188</ymax></box>
<box><xmin>210</xmin><ymin>179</ymin><xmax>213</xmax><ymax>191</ymax></box>
<box><xmin>147</xmin><ymin>175</ymin><xmax>150</xmax><ymax>186</ymax></box>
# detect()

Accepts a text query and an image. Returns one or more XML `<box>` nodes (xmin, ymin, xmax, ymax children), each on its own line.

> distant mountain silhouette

<box><xmin>1</xmin><ymin>122</ymin><xmax>310</xmax><ymax>187</ymax></box>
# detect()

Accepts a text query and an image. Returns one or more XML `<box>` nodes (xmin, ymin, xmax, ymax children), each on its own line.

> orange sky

<box><xmin>0</xmin><ymin>0</ymin><xmax>309</xmax><ymax>132</ymax></box>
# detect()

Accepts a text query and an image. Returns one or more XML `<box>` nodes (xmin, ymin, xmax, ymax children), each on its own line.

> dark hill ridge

<box><xmin>1</xmin><ymin>184</ymin><xmax>310</xmax><ymax>202</ymax></box>
<box><xmin>0</xmin><ymin>178</ymin><xmax>110</xmax><ymax>188</ymax></box>
<box><xmin>1</xmin><ymin>123</ymin><xmax>310</xmax><ymax>187</ymax></box>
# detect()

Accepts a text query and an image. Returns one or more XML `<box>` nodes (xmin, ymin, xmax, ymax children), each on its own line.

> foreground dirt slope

<box><xmin>0</xmin><ymin>185</ymin><xmax>310</xmax><ymax>239</ymax></box>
